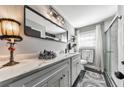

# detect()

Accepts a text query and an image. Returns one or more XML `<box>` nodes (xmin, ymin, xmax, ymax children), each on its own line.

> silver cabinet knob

<box><xmin>60</xmin><ymin>77</ymin><xmax>63</xmax><ymax>80</ymax></box>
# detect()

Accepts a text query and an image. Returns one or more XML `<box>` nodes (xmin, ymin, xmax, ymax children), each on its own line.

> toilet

<box><xmin>80</xmin><ymin>59</ymin><xmax>88</xmax><ymax>65</ymax></box>
<box><xmin>80</xmin><ymin>59</ymin><xmax>88</xmax><ymax>70</ymax></box>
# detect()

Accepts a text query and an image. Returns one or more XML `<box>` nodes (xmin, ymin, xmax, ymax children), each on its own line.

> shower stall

<box><xmin>105</xmin><ymin>16</ymin><xmax>121</xmax><ymax>86</ymax></box>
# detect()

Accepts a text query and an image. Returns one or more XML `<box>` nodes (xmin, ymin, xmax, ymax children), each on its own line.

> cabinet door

<box><xmin>77</xmin><ymin>61</ymin><xmax>81</xmax><ymax>77</ymax></box>
<box><xmin>72</xmin><ymin>60</ymin><xmax>77</xmax><ymax>84</ymax></box>
<box><xmin>61</xmin><ymin>66</ymin><xmax>70</xmax><ymax>87</ymax></box>
<box><xmin>48</xmin><ymin>62</ymin><xmax>70</xmax><ymax>87</ymax></box>
<box><xmin>71</xmin><ymin>55</ymin><xmax>81</xmax><ymax>85</ymax></box>
<box><xmin>48</xmin><ymin>71</ymin><xmax>63</xmax><ymax>87</ymax></box>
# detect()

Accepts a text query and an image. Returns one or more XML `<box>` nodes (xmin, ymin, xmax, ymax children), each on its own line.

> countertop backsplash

<box><xmin>0</xmin><ymin>50</ymin><xmax>67</xmax><ymax>62</ymax></box>
<box><xmin>0</xmin><ymin>53</ymin><xmax>38</xmax><ymax>62</ymax></box>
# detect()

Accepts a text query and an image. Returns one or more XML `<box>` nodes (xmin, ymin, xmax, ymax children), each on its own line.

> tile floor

<box><xmin>76</xmin><ymin>70</ymin><xmax>107</xmax><ymax>87</ymax></box>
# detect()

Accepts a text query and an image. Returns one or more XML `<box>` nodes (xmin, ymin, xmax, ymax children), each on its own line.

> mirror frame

<box><xmin>24</xmin><ymin>5</ymin><xmax>68</xmax><ymax>43</ymax></box>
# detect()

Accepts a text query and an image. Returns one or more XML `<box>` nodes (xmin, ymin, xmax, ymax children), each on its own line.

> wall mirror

<box><xmin>24</xmin><ymin>6</ymin><xmax>68</xmax><ymax>43</ymax></box>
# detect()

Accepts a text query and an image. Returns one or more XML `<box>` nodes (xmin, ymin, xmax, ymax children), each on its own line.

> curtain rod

<box><xmin>105</xmin><ymin>15</ymin><xmax>122</xmax><ymax>33</ymax></box>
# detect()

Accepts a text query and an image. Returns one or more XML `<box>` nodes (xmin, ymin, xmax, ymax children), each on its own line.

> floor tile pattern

<box><xmin>77</xmin><ymin>71</ymin><xmax>107</xmax><ymax>87</ymax></box>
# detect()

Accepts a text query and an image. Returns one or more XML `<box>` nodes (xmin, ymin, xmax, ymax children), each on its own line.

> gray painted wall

<box><xmin>0</xmin><ymin>5</ymin><xmax>74</xmax><ymax>56</ymax></box>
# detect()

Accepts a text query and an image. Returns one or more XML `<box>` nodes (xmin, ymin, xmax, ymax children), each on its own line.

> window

<box><xmin>78</xmin><ymin>29</ymin><xmax>96</xmax><ymax>48</ymax></box>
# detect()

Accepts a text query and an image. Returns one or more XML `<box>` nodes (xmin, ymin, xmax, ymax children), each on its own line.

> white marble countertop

<box><xmin>0</xmin><ymin>53</ymin><xmax>79</xmax><ymax>83</ymax></box>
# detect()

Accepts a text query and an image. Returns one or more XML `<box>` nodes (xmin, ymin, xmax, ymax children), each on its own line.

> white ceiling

<box><xmin>53</xmin><ymin>5</ymin><xmax>117</xmax><ymax>28</ymax></box>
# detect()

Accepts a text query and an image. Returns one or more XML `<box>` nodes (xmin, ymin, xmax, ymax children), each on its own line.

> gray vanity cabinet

<box><xmin>7</xmin><ymin>59</ymin><xmax>70</xmax><ymax>87</ymax></box>
<box><xmin>0</xmin><ymin>54</ymin><xmax>81</xmax><ymax>87</ymax></box>
<box><xmin>70</xmin><ymin>54</ymin><xmax>81</xmax><ymax>86</ymax></box>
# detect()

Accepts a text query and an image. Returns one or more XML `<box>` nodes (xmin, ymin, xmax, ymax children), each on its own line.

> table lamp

<box><xmin>0</xmin><ymin>18</ymin><xmax>23</xmax><ymax>67</ymax></box>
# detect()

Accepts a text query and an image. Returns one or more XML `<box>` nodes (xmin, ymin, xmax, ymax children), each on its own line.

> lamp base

<box><xmin>3</xmin><ymin>61</ymin><xmax>19</xmax><ymax>67</ymax></box>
